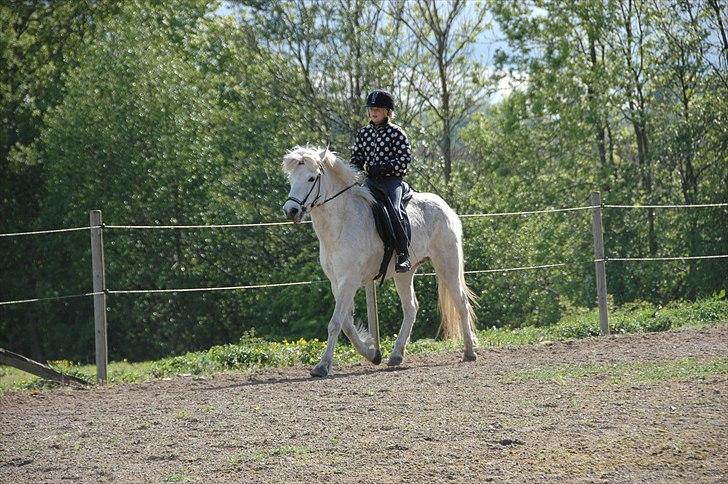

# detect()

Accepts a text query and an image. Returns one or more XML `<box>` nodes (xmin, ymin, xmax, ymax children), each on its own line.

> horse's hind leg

<box><xmin>430</xmin><ymin>247</ymin><xmax>478</xmax><ymax>362</ymax></box>
<box><xmin>388</xmin><ymin>271</ymin><xmax>418</xmax><ymax>366</ymax></box>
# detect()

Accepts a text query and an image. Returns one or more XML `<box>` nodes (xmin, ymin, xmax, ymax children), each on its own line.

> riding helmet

<box><xmin>365</xmin><ymin>90</ymin><xmax>395</xmax><ymax>110</ymax></box>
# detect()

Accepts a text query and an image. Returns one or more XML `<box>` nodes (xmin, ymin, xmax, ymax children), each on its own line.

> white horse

<box><xmin>282</xmin><ymin>145</ymin><xmax>478</xmax><ymax>377</ymax></box>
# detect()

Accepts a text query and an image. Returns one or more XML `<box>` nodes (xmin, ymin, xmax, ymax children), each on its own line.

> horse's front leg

<box><xmin>341</xmin><ymin>307</ymin><xmax>382</xmax><ymax>365</ymax></box>
<box><xmin>311</xmin><ymin>281</ymin><xmax>358</xmax><ymax>377</ymax></box>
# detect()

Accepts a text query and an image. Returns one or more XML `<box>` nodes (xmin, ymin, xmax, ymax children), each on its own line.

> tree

<box><xmin>476</xmin><ymin>0</ymin><xmax>727</xmax><ymax>307</ymax></box>
<box><xmin>0</xmin><ymin>0</ymin><xmax>121</xmax><ymax>360</ymax></box>
<box><xmin>3</xmin><ymin>1</ymin><xmax>319</xmax><ymax>361</ymax></box>
<box><xmin>232</xmin><ymin>0</ymin><xmax>408</xmax><ymax>150</ymax></box>
<box><xmin>391</xmin><ymin>0</ymin><xmax>490</xmax><ymax>204</ymax></box>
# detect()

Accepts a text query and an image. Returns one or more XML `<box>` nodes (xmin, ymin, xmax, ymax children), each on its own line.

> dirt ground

<box><xmin>2</xmin><ymin>326</ymin><xmax>727</xmax><ymax>483</ymax></box>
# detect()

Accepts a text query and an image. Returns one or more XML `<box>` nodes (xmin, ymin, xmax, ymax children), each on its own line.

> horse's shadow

<box><xmin>201</xmin><ymin>357</ymin><xmax>463</xmax><ymax>391</ymax></box>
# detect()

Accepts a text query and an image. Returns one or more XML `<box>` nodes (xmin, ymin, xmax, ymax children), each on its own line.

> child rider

<box><xmin>351</xmin><ymin>90</ymin><xmax>412</xmax><ymax>273</ymax></box>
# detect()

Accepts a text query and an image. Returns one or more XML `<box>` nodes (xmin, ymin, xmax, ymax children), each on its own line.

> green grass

<box><xmin>160</xmin><ymin>470</ymin><xmax>194</xmax><ymax>483</ymax></box>
<box><xmin>0</xmin><ymin>359</ymin><xmax>157</xmax><ymax>391</ymax></box>
<box><xmin>1</xmin><ymin>296</ymin><xmax>726</xmax><ymax>393</ymax></box>
<box><xmin>264</xmin><ymin>444</ymin><xmax>312</xmax><ymax>458</ymax></box>
<box><xmin>512</xmin><ymin>357</ymin><xmax>728</xmax><ymax>385</ymax></box>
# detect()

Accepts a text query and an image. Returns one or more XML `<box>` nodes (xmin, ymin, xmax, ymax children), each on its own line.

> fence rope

<box><xmin>417</xmin><ymin>263</ymin><xmax>566</xmax><ymax>277</ymax></box>
<box><xmin>2</xmin><ymin>202</ymin><xmax>725</xmax><ymax>237</ymax></box>
<box><xmin>105</xmin><ymin>221</ymin><xmax>310</xmax><ymax>230</ymax></box>
<box><xmin>0</xmin><ymin>226</ymin><xmax>92</xmax><ymax>238</ymax></box>
<box><xmin>0</xmin><ymin>291</ymin><xmax>103</xmax><ymax>307</ymax></box>
<box><xmin>102</xmin><ymin>263</ymin><xmax>568</xmax><ymax>297</ymax></box>
<box><xmin>107</xmin><ymin>280</ymin><xmax>327</xmax><ymax>295</ymax></box>
<box><xmin>460</xmin><ymin>206</ymin><xmax>594</xmax><ymax>218</ymax></box>
<box><xmin>1</xmin><ymin>199</ymin><xmax>725</xmax><ymax>306</ymax></box>
<box><xmin>604</xmin><ymin>203</ymin><xmax>728</xmax><ymax>209</ymax></box>
<box><xmin>597</xmin><ymin>254</ymin><xmax>728</xmax><ymax>262</ymax></box>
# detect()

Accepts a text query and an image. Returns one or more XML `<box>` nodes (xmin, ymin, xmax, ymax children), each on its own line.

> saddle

<box><xmin>366</xmin><ymin>180</ymin><xmax>413</xmax><ymax>285</ymax></box>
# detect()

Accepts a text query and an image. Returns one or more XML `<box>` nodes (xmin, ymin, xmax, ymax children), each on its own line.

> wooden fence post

<box><xmin>365</xmin><ymin>281</ymin><xmax>380</xmax><ymax>350</ymax></box>
<box><xmin>90</xmin><ymin>210</ymin><xmax>108</xmax><ymax>383</ymax></box>
<box><xmin>590</xmin><ymin>192</ymin><xmax>610</xmax><ymax>335</ymax></box>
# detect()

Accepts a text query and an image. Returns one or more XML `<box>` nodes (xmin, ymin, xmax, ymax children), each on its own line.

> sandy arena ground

<box><xmin>2</xmin><ymin>325</ymin><xmax>727</xmax><ymax>482</ymax></box>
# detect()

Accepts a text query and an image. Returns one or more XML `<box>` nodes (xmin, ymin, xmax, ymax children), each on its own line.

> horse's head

<box><xmin>282</xmin><ymin>146</ymin><xmax>331</xmax><ymax>223</ymax></box>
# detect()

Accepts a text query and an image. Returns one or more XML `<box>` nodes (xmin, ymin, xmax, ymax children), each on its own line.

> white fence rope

<box><xmin>4</xmin><ymin>253</ymin><xmax>717</xmax><ymax>305</ymax></box>
<box><xmin>1</xmin><ymin>201</ymin><xmax>725</xmax><ymax>238</ymax></box>
<box><xmin>1</xmin><ymin>200</ymin><xmax>725</xmax><ymax>307</ymax></box>
<box><xmin>104</xmin><ymin>262</ymin><xmax>568</xmax><ymax>297</ymax></box>
<box><xmin>460</xmin><ymin>206</ymin><xmax>594</xmax><ymax>218</ymax></box>
<box><xmin>108</xmin><ymin>280</ymin><xmax>325</xmax><ymax>295</ymax></box>
<box><xmin>105</xmin><ymin>221</ymin><xmax>310</xmax><ymax>230</ymax></box>
<box><xmin>0</xmin><ymin>226</ymin><xmax>92</xmax><ymax>238</ymax></box>
<box><xmin>417</xmin><ymin>263</ymin><xmax>566</xmax><ymax>277</ymax></box>
<box><xmin>0</xmin><ymin>291</ymin><xmax>103</xmax><ymax>307</ymax></box>
<box><xmin>597</xmin><ymin>254</ymin><xmax>728</xmax><ymax>262</ymax></box>
<box><xmin>604</xmin><ymin>203</ymin><xmax>728</xmax><ymax>209</ymax></box>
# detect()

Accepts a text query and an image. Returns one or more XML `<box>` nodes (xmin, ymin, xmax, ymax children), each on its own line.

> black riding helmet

<box><xmin>365</xmin><ymin>90</ymin><xmax>394</xmax><ymax>110</ymax></box>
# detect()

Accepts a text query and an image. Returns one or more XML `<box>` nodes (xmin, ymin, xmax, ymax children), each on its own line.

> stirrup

<box><xmin>395</xmin><ymin>253</ymin><xmax>411</xmax><ymax>273</ymax></box>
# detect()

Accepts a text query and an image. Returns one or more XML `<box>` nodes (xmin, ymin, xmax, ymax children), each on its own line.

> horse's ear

<box><xmin>318</xmin><ymin>147</ymin><xmax>333</xmax><ymax>168</ymax></box>
<box><xmin>282</xmin><ymin>151</ymin><xmax>300</xmax><ymax>173</ymax></box>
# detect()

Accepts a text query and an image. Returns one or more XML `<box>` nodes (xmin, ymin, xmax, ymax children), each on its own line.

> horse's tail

<box><xmin>437</xmin><ymin>236</ymin><xmax>478</xmax><ymax>342</ymax></box>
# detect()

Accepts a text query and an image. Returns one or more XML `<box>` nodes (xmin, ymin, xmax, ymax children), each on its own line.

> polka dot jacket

<box><xmin>351</xmin><ymin>120</ymin><xmax>412</xmax><ymax>178</ymax></box>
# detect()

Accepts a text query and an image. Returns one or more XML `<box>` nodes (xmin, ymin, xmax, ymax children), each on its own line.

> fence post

<box><xmin>90</xmin><ymin>210</ymin><xmax>108</xmax><ymax>383</ymax></box>
<box><xmin>364</xmin><ymin>281</ymin><xmax>380</xmax><ymax>349</ymax></box>
<box><xmin>590</xmin><ymin>192</ymin><xmax>610</xmax><ymax>335</ymax></box>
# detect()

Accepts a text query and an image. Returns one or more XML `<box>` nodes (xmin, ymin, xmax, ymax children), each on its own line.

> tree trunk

<box><xmin>438</xmin><ymin>36</ymin><xmax>453</xmax><ymax>201</ymax></box>
<box><xmin>708</xmin><ymin>0</ymin><xmax>728</xmax><ymax>67</ymax></box>
<box><xmin>588</xmin><ymin>33</ymin><xmax>609</xmax><ymax>192</ymax></box>
<box><xmin>635</xmin><ymin>118</ymin><xmax>657</xmax><ymax>257</ymax></box>
<box><xmin>621</xmin><ymin>0</ymin><xmax>657</xmax><ymax>256</ymax></box>
<box><xmin>679</xmin><ymin>84</ymin><xmax>699</xmax><ymax>297</ymax></box>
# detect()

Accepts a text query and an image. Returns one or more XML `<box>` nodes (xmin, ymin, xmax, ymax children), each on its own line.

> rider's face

<box><xmin>368</xmin><ymin>107</ymin><xmax>388</xmax><ymax>125</ymax></box>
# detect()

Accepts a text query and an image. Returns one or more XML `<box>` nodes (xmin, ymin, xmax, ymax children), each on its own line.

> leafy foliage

<box><xmin>0</xmin><ymin>0</ymin><xmax>726</xmax><ymax>364</ymax></box>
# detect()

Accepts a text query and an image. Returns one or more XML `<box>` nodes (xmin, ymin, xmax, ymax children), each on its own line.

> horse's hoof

<box><xmin>387</xmin><ymin>355</ymin><xmax>403</xmax><ymax>367</ymax></box>
<box><xmin>463</xmin><ymin>351</ymin><xmax>477</xmax><ymax>362</ymax></box>
<box><xmin>310</xmin><ymin>364</ymin><xmax>330</xmax><ymax>377</ymax></box>
<box><xmin>372</xmin><ymin>349</ymin><xmax>382</xmax><ymax>365</ymax></box>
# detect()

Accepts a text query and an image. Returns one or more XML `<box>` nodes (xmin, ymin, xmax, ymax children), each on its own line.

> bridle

<box><xmin>285</xmin><ymin>172</ymin><xmax>323</xmax><ymax>215</ymax></box>
<box><xmin>285</xmin><ymin>169</ymin><xmax>360</xmax><ymax>216</ymax></box>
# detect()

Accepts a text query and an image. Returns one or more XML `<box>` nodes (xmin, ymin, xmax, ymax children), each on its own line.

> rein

<box><xmin>321</xmin><ymin>180</ymin><xmax>360</xmax><ymax>204</ymax></box>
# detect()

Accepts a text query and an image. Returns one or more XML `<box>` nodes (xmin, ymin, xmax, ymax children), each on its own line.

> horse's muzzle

<box><xmin>283</xmin><ymin>203</ymin><xmax>303</xmax><ymax>223</ymax></box>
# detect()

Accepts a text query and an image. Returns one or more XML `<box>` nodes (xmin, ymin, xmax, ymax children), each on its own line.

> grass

<box><xmin>1</xmin><ymin>296</ymin><xmax>727</xmax><ymax>393</ymax></box>
<box><xmin>161</xmin><ymin>470</ymin><xmax>194</xmax><ymax>483</ymax></box>
<box><xmin>265</xmin><ymin>444</ymin><xmax>312</xmax><ymax>458</ymax></box>
<box><xmin>512</xmin><ymin>357</ymin><xmax>728</xmax><ymax>385</ymax></box>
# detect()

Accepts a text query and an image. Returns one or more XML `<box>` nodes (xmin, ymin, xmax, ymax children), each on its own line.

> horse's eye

<box><xmin>308</xmin><ymin>177</ymin><xmax>315</xmax><ymax>182</ymax></box>
<box><xmin>298</xmin><ymin>161</ymin><xmax>304</xmax><ymax>166</ymax></box>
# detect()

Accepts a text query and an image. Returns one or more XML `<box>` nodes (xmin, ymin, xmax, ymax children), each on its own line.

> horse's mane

<box><xmin>282</xmin><ymin>145</ymin><xmax>374</xmax><ymax>204</ymax></box>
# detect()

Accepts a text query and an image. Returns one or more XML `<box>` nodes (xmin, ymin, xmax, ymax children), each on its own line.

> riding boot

<box><xmin>392</xmin><ymin>213</ymin><xmax>410</xmax><ymax>272</ymax></box>
<box><xmin>390</xmin><ymin>203</ymin><xmax>410</xmax><ymax>273</ymax></box>
<box><xmin>395</xmin><ymin>252</ymin><xmax>411</xmax><ymax>273</ymax></box>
